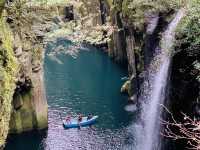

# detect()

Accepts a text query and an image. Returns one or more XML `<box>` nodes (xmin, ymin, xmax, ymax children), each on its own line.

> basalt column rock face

<box><xmin>8</xmin><ymin>35</ymin><xmax>48</xmax><ymax>132</ymax></box>
<box><xmin>101</xmin><ymin>0</ymin><xmax>180</xmax><ymax>103</ymax></box>
<box><xmin>110</xmin><ymin>28</ymin><xmax>127</xmax><ymax>64</ymax></box>
<box><xmin>125</xmin><ymin>30</ymin><xmax>138</xmax><ymax>100</ymax></box>
<box><xmin>107</xmin><ymin>5</ymin><xmax>128</xmax><ymax>65</ymax></box>
<box><xmin>9</xmin><ymin>53</ymin><xmax>48</xmax><ymax>133</ymax></box>
<box><xmin>108</xmin><ymin>9</ymin><xmax>140</xmax><ymax>101</ymax></box>
<box><xmin>73</xmin><ymin>0</ymin><xmax>102</xmax><ymax>26</ymax></box>
<box><xmin>104</xmin><ymin>0</ymin><xmax>143</xmax><ymax>101</ymax></box>
<box><xmin>4</xmin><ymin>2</ymin><xmax>48</xmax><ymax>133</ymax></box>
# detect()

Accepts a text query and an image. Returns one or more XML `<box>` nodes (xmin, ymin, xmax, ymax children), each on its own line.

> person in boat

<box><xmin>78</xmin><ymin>113</ymin><xmax>83</xmax><ymax>129</ymax></box>
<box><xmin>87</xmin><ymin>114</ymin><xmax>92</xmax><ymax>120</ymax></box>
<box><xmin>78</xmin><ymin>114</ymin><xmax>83</xmax><ymax>122</ymax></box>
<box><xmin>65</xmin><ymin>115</ymin><xmax>71</xmax><ymax>124</ymax></box>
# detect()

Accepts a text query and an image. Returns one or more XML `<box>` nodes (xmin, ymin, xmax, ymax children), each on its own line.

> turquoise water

<box><xmin>5</xmin><ymin>39</ymin><xmax>137</xmax><ymax>150</ymax></box>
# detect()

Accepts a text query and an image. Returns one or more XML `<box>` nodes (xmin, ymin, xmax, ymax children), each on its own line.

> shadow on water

<box><xmin>5</xmin><ymin>130</ymin><xmax>48</xmax><ymax>150</ymax></box>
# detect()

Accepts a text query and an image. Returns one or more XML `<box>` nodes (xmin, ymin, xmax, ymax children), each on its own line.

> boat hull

<box><xmin>63</xmin><ymin>116</ymin><xmax>98</xmax><ymax>128</ymax></box>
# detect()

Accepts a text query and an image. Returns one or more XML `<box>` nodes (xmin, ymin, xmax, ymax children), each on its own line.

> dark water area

<box><xmin>5</xmin><ymin>39</ymin><xmax>137</xmax><ymax>150</ymax></box>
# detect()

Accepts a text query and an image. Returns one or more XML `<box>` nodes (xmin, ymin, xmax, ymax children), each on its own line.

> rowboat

<box><xmin>63</xmin><ymin>116</ymin><xmax>98</xmax><ymax>128</ymax></box>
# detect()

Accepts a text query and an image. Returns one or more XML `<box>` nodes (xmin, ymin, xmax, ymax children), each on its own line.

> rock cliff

<box><xmin>6</xmin><ymin>1</ymin><xmax>49</xmax><ymax>133</ymax></box>
<box><xmin>0</xmin><ymin>0</ymin><xmax>49</xmax><ymax>147</ymax></box>
<box><xmin>0</xmin><ymin>2</ymin><xmax>19</xmax><ymax>147</ymax></box>
<box><xmin>170</xmin><ymin>1</ymin><xmax>200</xmax><ymax>120</ymax></box>
<box><xmin>99</xmin><ymin>0</ymin><xmax>181</xmax><ymax>103</ymax></box>
<box><xmin>103</xmin><ymin>1</ymin><xmax>200</xmax><ymax>122</ymax></box>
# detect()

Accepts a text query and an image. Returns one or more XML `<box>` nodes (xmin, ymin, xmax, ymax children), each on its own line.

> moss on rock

<box><xmin>0</xmin><ymin>12</ymin><xmax>19</xmax><ymax>147</ymax></box>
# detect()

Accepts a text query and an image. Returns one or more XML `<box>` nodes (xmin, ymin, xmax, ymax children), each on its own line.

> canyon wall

<box><xmin>170</xmin><ymin>2</ymin><xmax>200</xmax><ymax>120</ymax></box>
<box><xmin>0</xmin><ymin>1</ymin><xmax>50</xmax><ymax>147</ymax></box>
<box><xmin>100</xmin><ymin>0</ymin><xmax>180</xmax><ymax>102</ymax></box>
<box><xmin>6</xmin><ymin>2</ymin><xmax>49</xmax><ymax>134</ymax></box>
<box><xmin>100</xmin><ymin>1</ymin><xmax>199</xmax><ymax>113</ymax></box>
<box><xmin>0</xmin><ymin>1</ymin><xmax>19</xmax><ymax>147</ymax></box>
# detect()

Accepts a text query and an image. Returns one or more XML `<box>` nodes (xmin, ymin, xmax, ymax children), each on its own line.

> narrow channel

<box><xmin>5</xmin><ymin>38</ymin><xmax>136</xmax><ymax>150</ymax></box>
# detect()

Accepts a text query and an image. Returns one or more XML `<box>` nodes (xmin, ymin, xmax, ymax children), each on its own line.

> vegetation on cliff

<box><xmin>122</xmin><ymin>0</ymin><xmax>181</xmax><ymax>30</ymax></box>
<box><xmin>30</xmin><ymin>0</ymin><xmax>69</xmax><ymax>6</ymax></box>
<box><xmin>175</xmin><ymin>1</ymin><xmax>200</xmax><ymax>58</ymax></box>
<box><xmin>37</xmin><ymin>0</ymin><xmax>112</xmax><ymax>45</ymax></box>
<box><xmin>0</xmin><ymin>13</ymin><xmax>18</xmax><ymax>147</ymax></box>
<box><xmin>5</xmin><ymin>0</ymin><xmax>48</xmax><ymax>133</ymax></box>
<box><xmin>162</xmin><ymin>1</ymin><xmax>200</xmax><ymax>149</ymax></box>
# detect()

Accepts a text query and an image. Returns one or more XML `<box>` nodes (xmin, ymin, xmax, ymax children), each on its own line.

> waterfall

<box><xmin>136</xmin><ymin>9</ymin><xmax>185</xmax><ymax>150</ymax></box>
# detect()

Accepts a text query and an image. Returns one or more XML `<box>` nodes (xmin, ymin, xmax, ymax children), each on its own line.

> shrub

<box><xmin>122</xmin><ymin>0</ymin><xmax>181</xmax><ymax>29</ymax></box>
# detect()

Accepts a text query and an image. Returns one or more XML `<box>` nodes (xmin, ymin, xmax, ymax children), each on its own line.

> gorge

<box><xmin>0</xmin><ymin>0</ymin><xmax>200</xmax><ymax>150</ymax></box>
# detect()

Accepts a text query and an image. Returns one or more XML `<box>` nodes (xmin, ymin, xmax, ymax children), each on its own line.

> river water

<box><xmin>5</xmin><ymin>39</ymin><xmax>137</xmax><ymax>150</ymax></box>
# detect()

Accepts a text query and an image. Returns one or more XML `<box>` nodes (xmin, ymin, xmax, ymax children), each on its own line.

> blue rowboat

<box><xmin>63</xmin><ymin>116</ymin><xmax>98</xmax><ymax>128</ymax></box>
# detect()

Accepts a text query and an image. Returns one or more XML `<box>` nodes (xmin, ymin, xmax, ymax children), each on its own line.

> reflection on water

<box><xmin>5</xmin><ymin>39</ymin><xmax>137</xmax><ymax>150</ymax></box>
<box><xmin>5</xmin><ymin>130</ymin><xmax>47</xmax><ymax>150</ymax></box>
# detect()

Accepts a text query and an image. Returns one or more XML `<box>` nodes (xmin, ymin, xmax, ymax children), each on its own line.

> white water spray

<box><xmin>136</xmin><ymin>9</ymin><xmax>185</xmax><ymax>150</ymax></box>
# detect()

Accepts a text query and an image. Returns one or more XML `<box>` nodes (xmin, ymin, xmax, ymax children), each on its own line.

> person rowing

<box><xmin>87</xmin><ymin>114</ymin><xmax>93</xmax><ymax>120</ymax></box>
<box><xmin>65</xmin><ymin>115</ymin><xmax>71</xmax><ymax>124</ymax></box>
<box><xmin>78</xmin><ymin>113</ymin><xmax>83</xmax><ymax>129</ymax></box>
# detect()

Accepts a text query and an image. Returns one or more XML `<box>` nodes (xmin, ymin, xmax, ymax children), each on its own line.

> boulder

<box><xmin>121</xmin><ymin>80</ymin><xmax>131</xmax><ymax>94</ymax></box>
